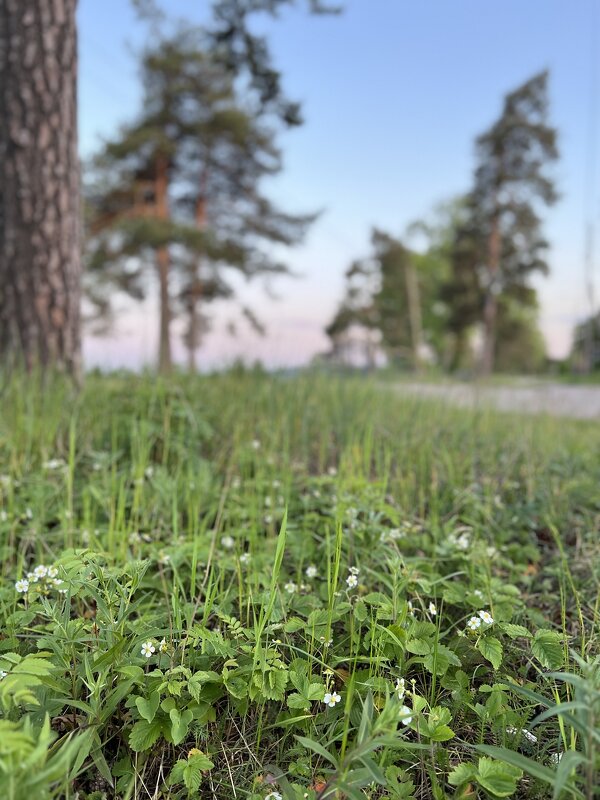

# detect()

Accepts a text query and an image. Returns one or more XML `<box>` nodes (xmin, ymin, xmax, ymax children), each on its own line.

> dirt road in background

<box><xmin>394</xmin><ymin>381</ymin><xmax>600</xmax><ymax>419</ymax></box>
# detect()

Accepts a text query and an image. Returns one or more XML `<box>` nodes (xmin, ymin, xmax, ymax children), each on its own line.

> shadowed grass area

<box><xmin>0</xmin><ymin>371</ymin><xmax>599</xmax><ymax>799</ymax></box>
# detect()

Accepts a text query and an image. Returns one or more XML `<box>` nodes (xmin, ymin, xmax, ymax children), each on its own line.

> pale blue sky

<box><xmin>79</xmin><ymin>0</ymin><xmax>600</xmax><ymax>368</ymax></box>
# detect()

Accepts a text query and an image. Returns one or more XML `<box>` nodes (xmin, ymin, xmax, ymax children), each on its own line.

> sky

<box><xmin>79</xmin><ymin>0</ymin><xmax>600</xmax><ymax>370</ymax></box>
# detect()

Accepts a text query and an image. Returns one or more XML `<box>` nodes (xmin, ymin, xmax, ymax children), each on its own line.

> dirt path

<box><xmin>394</xmin><ymin>381</ymin><xmax>600</xmax><ymax>420</ymax></box>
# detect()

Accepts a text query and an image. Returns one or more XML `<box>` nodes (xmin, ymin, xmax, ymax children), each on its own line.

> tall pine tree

<box><xmin>473</xmin><ymin>70</ymin><xmax>558</xmax><ymax>374</ymax></box>
<box><xmin>86</xmin><ymin>31</ymin><xmax>315</xmax><ymax>372</ymax></box>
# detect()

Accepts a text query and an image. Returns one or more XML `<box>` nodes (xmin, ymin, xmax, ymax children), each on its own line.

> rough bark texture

<box><xmin>0</xmin><ymin>0</ymin><xmax>81</xmax><ymax>376</ymax></box>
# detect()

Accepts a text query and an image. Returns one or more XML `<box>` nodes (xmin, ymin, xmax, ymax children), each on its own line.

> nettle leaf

<box><xmin>531</xmin><ymin>630</ymin><xmax>563</xmax><ymax>669</ymax></box>
<box><xmin>129</xmin><ymin>718</ymin><xmax>162</xmax><ymax>752</ymax></box>
<box><xmin>135</xmin><ymin>691</ymin><xmax>160</xmax><ymax>723</ymax></box>
<box><xmin>477</xmin><ymin>636</ymin><xmax>503</xmax><ymax>670</ymax></box>
<box><xmin>477</xmin><ymin>756</ymin><xmax>522</xmax><ymax>797</ymax></box>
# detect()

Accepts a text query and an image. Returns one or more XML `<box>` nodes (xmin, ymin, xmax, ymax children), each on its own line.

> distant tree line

<box><xmin>326</xmin><ymin>71</ymin><xmax>559</xmax><ymax>375</ymax></box>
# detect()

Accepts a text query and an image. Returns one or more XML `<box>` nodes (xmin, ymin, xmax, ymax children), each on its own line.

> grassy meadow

<box><xmin>0</xmin><ymin>371</ymin><xmax>599</xmax><ymax>799</ymax></box>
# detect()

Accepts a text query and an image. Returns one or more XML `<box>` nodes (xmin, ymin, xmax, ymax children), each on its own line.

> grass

<box><xmin>0</xmin><ymin>369</ymin><xmax>599</xmax><ymax>799</ymax></box>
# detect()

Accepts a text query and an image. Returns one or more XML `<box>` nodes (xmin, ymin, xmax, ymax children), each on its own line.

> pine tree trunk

<box><xmin>187</xmin><ymin>190</ymin><xmax>207</xmax><ymax>373</ymax></box>
<box><xmin>0</xmin><ymin>0</ymin><xmax>81</xmax><ymax>377</ymax></box>
<box><xmin>480</xmin><ymin>213</ymin><xmax>501</xmax><ymax>376</ymax></box>
<box><xmin>154</xmin><ymin>154</ymin><xmax>171</xmax><ymax>373</ymax></box>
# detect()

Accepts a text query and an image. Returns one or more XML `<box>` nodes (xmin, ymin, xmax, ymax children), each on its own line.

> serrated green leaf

<box><xmin>477</xmin><ymin>636</ymin><xmax>503</xmax><ymax>670</ymax></box>
<box><xmin>129</xmin><ymin>718</ymin><xmax>162</xmax><ymax>752</ymax></box>
<box><xmin>531</xmin><ymin>630</ymin><xmax>563</xmax><ymax>669</ymax></box>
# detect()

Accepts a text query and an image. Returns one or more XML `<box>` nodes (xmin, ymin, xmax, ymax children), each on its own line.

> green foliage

<box><xmin>0</xmin><ymin>372</ymin><xmax>599</xmax><ymax>797</ymax></box>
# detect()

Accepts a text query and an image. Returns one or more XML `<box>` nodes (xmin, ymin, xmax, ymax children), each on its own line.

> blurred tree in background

<box><xmin>470</xmin><ymin>70</ymin><xmax>558</xmax><ymax>375</ymax></box>
<box><xmin>86</xmin><ymin>29</ymin><xmax>315</xmax><ymax>373</ymax></box>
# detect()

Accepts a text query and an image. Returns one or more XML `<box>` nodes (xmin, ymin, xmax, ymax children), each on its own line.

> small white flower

<box><xmin>0</xmin><ymin>670</ymin><xmax>7</xmax><ymax>680</ymax></box>
<box><xmin>144</xmin><ymin>466</ymin><xmax>154</xmax><ymax>478</ymax></box>
<box><xmin>478</xmin><ymin>610</ymin><xmax>494</xmax><ymax>625</ymax></box>
<box><xmin>407</xmin><ymin>600</ymin><xmax>415</xmax><ymax>616</ymax></box>
<box><xmin>42</xmin><ymin>458</ymin><xmax>65</xmax><ymax>470</ymax></box>
<box><xmin>15</xmin><ymin>579</ymin><xmax>29</xmax><ymax>593</ymax></box>
<box><xmin>25</xmin><ymin>508</ymin><xmax>33</xmax><ymax>519</ymax></box>
<box><xmin>47</xmin><ymin>566</ymin><xmax>58</xmax><ymax>579</ymax></box>
<box><xmin>33</xmin><ymin>565</ymin><xmax>48</xmax><ymax>580</ymax></box>
<box><xmin>327</xmin><ymin>466</ymin><xmax>337</xmax><ymax>476</ymax></box>
<box><xmin>349</xmin><ymin>566</ymin><xmax>360</xmax><ymax>575</ymax></box>
<box><xmin>473</xmin><ymin>589</ymin><xmax>484</xmax><ymax>599</ymax></box>
<box><xmin>140</xmin><ymin>641</ymin><xmax>155</xmax><ymax>658</ymax></box>
<box><xmin>0</xmin><ymin>510</ymin><xmax>8</xmax><ymax>522</ymax></box>
<box><xmin>159</xmin><ymin>638</ymin><xmax>168</xmax><ymax>653</ymax></box>
<box><xmin>506</xmin><ymin>726</ymin><xmax>537</xmax><ymax>744</ymax></box>
<box><xmin>399</xmin><ymin>705</ymin><xmax>413</xmax><ymax>725</ymax></box>
<box><xmin>346</xmin><ymin>573</ymin><xmax>358</xmax><ymax>588</ymax></box>
<box><xmin>157</xmin><ymin>551</ymin><xmax>170</xmax><ymax>565</ymax></box>
<box><xmin>221</xmin><ymin>535</ymin><xmax>235</xmax><ymax>550</ymax></box>
<box><xmin>264</xmin><ymin>514</ymin><xmax>273</xmax><ymax>524</ymax></box>
<box><xmin>265</xmin><ymin>792</ymin><xmax>283</xmax><ymax>800</ymax></box>
<box><xmin>284</xmin><ymin>581</ymin><xmax>297</xmax><ymax>593</ymax></box>
<box><xmin>395</xmin><ymin>677</ymin><xmax>406</xmax><ymax>699</ymax></box>
<box><xmin>428</xmin><ymin>602</ymin><xmax>437</xmax><ymax>616</ymax></box>
<box><xmin>129</xmin><ymin>532</ymin><xmax>142</xmax><ymax>544</ymax></box>
<box><xmin>305</xmin><ymin>565</ymin><xmax>318</xmax><ymax>579</ymax></box>
<box><xmin>323</xmin><ymin>691</ymin><xmax>341</xmax><ymax>707</ymax></box>
<box><xmin>251</xmin><ymin>439</ymin><xmax>261</xmax><ymax>450</ymax></box>
<box><xmin>239</xmin><ymin>552</ymin><xmax>251</xmax><ymax>564</ymax></box>
<box><xmin>456</xmin><ymin>532</ymin><xmax>470</xmax><ymax>550</ymax></box>
<box><xmin>319</xmin><ymin>636</ymin><xmax>333</xmax><ymax>647</ymax></box>
<box><xmin>467</xmin><ymin>616</ymin><xmax>481</xmax><ymax>632</ymax></box>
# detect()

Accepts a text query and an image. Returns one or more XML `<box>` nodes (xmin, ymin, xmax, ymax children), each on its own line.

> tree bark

<box><xmin>154</xmin><ymin>153</ymin><xmax>171</xmax><ymax>373</ymax></box>
<box><xmin>0</xmin><ymin>0</ymin><xmax>81</xmax><ymax>377</ymax></box>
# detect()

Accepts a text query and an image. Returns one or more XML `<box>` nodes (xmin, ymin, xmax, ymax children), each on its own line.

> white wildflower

<box><xmin>284</xmin><ymin>582</ymin><xmax>297</xmax><ymax>594</ymax></box>
<box><xmin>221</xmin><ymin>535</ymin><xmax>235</xmax><ymax>550</ymax></box>
<box><xmin>399</xmin><ymin>705</ymin><xmax>413</xmax><ymax>725</ymax></box>
<box><xmin>239</xmin><ymin>552</ymin><xmax>251</xmax><ymax>564</ymax></box>
<box><xmin>251</xmin><ymin>439</ymin><xmax>261</xmax><ymax>450</ymax></box>
<box><xmin>0</xmin><ymin>670</ymin><xmax>7</xmax><ymax>680</ymax></box>
<box><xmin>15</xmin><ymin>579</ymin><xmax>29</xmax><ymax>593</ymax></box>
<box><xmin>346</xmin><ymin>573</ymin><xmax>358</xmax><ymax>588</ymax></box>
<box><xmin>33</xmin><ymin>565</ymin><xmax>47</xmax><ymax>580</ymax></box>
<box><xmin>42</xmin><ymin>458</ymin><xmax>65</xmax><ymax>470</ymax></box>
<box><xmin>478</xmin><ymin>610</ymin><xmax>494</xmax><ymax>625</ymax></box>
<box><xmin>428</xmin><ymin>602</ymin><xmax>437</xmax><ymax>616</ymax></box>
<box><xmin>467</xmin><ymin>616</ymin><xmax>481</xmax><ymax>632</ymax></box>
<box><xmin>265</xmin><ymin>792</ymin><xmax>283</xmax><ymax>800</ymax></box>
<box><xmin>140</xmin><ymin>641</ymin><xmax>155</xmax><ymax>658</ymax></box>
<box><xmin>47</xmin><ymin>566</ymin><xmax>58</xmax><ymax>579</ymax></box>
<box><xmin>159</xmin><ymin>638</ymin><xmax>168</xmax><ymax>653</ymax></box>
<box><xmin>305</xmin><ymin>565</ymin><xmax>318</xmax><ymax>579</ymax></box>
<box><xmin>323</xmin><ymin>691</ymin><xmax>341</xmax><ymax>707</ymax></box>
<box><xmin>319</xmin><ymin>636</ymin><xmax>333</xmax><ymax>647</ymax></box>
<box><xmin>395</xmin><ymin>677</ymin><xmax>406</xmax><ymax>699</ymax></box>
